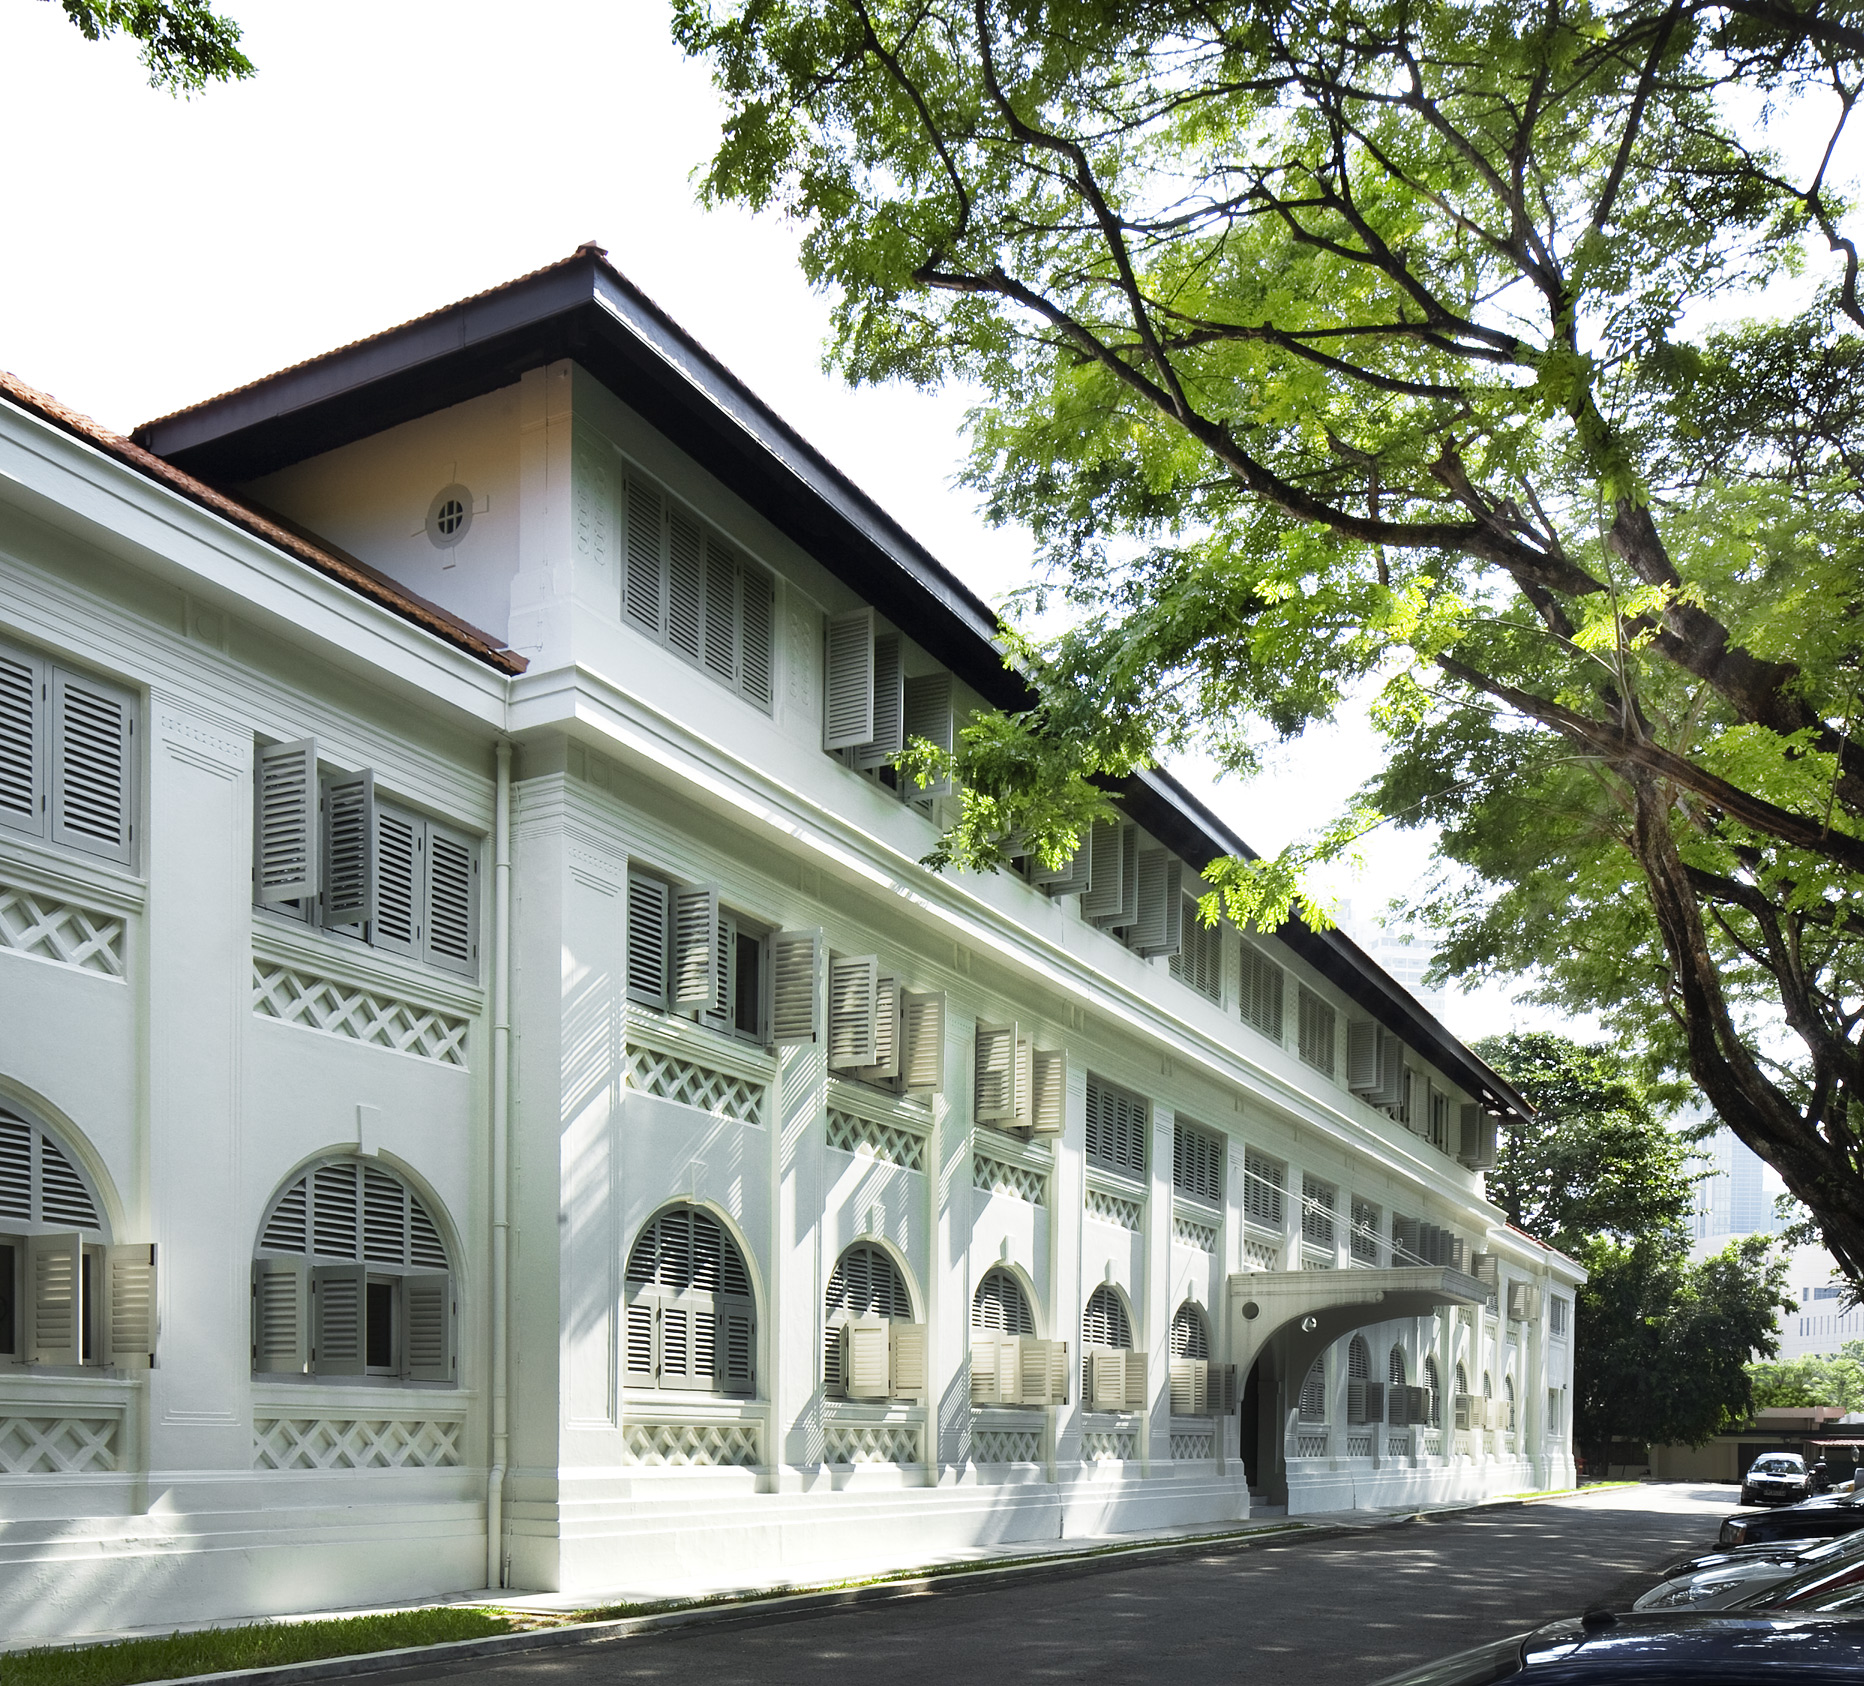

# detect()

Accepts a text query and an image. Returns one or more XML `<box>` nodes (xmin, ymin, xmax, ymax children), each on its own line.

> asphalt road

<box><xmin>390</xmin><ymin>1484</ymin><xmax>1742</xmax><ymax>1686</ymax></box>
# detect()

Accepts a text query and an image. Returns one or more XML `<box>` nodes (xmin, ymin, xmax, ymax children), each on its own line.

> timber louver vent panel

<box><xmin>1084</xmin><ymin>1077</ymin><xmax>1147</xmax><ymax>1178</ymax></box>
<box><xmin>0</xmin><ymin>637</ymin><xmax>138</xmax><ymax>865</ymax></box>
<box><xmin>258</xmin><ymin>1161</ymin><xmax>447</xmax><ymax>1269</ymax></box>
<box><xmin>0</xmin><ymin>1106</ymin><xmax>102</xmax><ymax>1230</ymax></box>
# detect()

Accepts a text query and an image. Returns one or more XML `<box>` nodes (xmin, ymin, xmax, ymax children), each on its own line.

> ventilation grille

<box><xmin>0</xmin><ymin>1106</ymin><xmax>101</xmax><ymax>1230</ymax></box>
<box><xmin>626</xmin><ymin>1206</ymin><xmax>752</xmax><ymax>1297</ymax></box>
<box><xmin>971</xmin><ymin>1267</ymin><xmax>1035</xmax><ymax>1335</ymax></box>
<box><xmin>258</xmin><ymin>1160</ymin><xmax>447</xmax><ymax>1269</ymax></box>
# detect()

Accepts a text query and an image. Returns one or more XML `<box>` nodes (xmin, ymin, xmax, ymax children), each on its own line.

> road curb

<box><xmin>36</xmin><ymin>1488</ymin><xmax>1590</xmax><ymax>1686</ymax></box>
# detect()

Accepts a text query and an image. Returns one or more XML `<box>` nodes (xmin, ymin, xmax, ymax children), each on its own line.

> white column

<box><xmin>1051</xmin><ymin>1059</ymin><xmax>1087</xmax><ymax>1468</ymax></box>
<box><xmin>1144</xmin><ymin>1104</ymin><xmax>1173</xmax><ymax>1470</ymax></box>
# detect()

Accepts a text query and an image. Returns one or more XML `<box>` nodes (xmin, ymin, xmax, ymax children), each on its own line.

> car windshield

<box><xmin>1731</xmin><ymin>1554</ymin><xmax>1864</xmax><ymax>1610</ymax></box>
<box><xmin>1754</xmin><ymin>1458</ymin><xmax>1805</xmax><ymax>1474</ymax></box>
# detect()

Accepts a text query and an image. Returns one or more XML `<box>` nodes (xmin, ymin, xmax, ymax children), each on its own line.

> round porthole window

<box><xmin>426</xmin><ymin>484</ymin><xmax>474</xmax><ymax>549</ymax></box>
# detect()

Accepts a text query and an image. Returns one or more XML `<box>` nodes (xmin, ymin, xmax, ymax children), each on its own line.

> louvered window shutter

<box><xmin>671</xmin><ymin>885</ymin><xmax>721</xmax><ymax>1010</ymax></box>
<box><xmin>739</xmin><ymin>565</ymin><xmax>775</xmax><ymax>710</ymax></box>
<box><xmin>826</xmin><ymin>954</ymin><xmax>880</xmax><ymax>1069</ymax></box>
<box><xmin>1029</xmin><ymin>1049</ymin><xmax>1065</xmax><ymax>1135</ymax></box>
<box><xmin>1346</xmin><ymin>1022</ymin><xmax>1379</xmax><ymax>1093</ymax></box>
<box><xmin>974</xmin><ymin>1022</ymin><xmax>1018</xmax><ymax>1122</ymax></box>
<box><xmin>1130</xmin><ymin>846</ymin><xmax>1183</xmax><ymax>957</ymax></box>
<box><xmin>901</xmin><ymin>673</ymin><xmax>954</xmax><ymax>796</ymax></box>
<box><xmin>424</xmin><ymin>822</ymin><xmax>478</xmax><ymax>976</ymax></box>
<box><xmin>26</xmin><ymin>1232</ymin><xmax>82</xmax><ymax>1364</ymax></box>
<box><xmin>1124</xmin><ymin>1350</ymin><xmax>1147</xmax><ymax>1412</ymax></box>
<box><xmin>1170</xmin><ymin>1358</ymin><xmax>1195</xmax><ymax>1416</ymax></box>
<box><xmin>311</xmin><ymin>1263</ymin><xmax>368</xmax><ymax>1375</ymax></box>
<box><xmin>859</xmin><ymin>975</ymin><xmax>901</xmax><ymax>1081</ymax></box>
<box><xmin>1090</xmin><ymin>1349</ymin><xmax>1126</xmax><ymax>1411</ymax></box>
<box><xmin>252</xmin><ymin>1256</ymin><xmax>309</xmax><ymax>1373</ymax></box>
<box><xmin>254</xmin><ymin>739</ymin><xmax>320</xmax><ymax>907</ymax></box>
<box><xmin>843</xmin><ymin>1321</ymin><xmax>891</xmax><ymax>1401</ymax></box>
<box><xmin>624</xmin><ymin>1292</ymin><xmax>660</xmax><ymax>1386</ymax></box>
<box><xmin>667</xmin><ymin>509</ymin><xmax>705</xmax><ymax>661</ymax></box>
<box><xmin>970</xmin><ymin>1333</ymin><xmax>1001</xmax><ymax>1404</ymax></box>
<box><xmin>1080</xmin><ymin>820</ymin><xmax>1126</xmax><ymax>922</ymax></box>
<box><xmin>401</xmin><ymin>1273</ymin><xmax>453</xmax><ymax>1381</ymax></box>
<box><xmin>371</xmin><ymin>803</ymin><xmax>422</xmax><ymax>956</ymax></box>
<box><xmin>624</xmin><ymin>478</ymin><xmax>667</xmax><ymax>633</ymax></box>
<box><xmin>321</xmin><ymin>770</ymin><xmax>375</xmax><ymax>928</ymax></box>
<box><xmin>0</xmin><ymin>639</ymin><xmax>45</xmax><ymax>840</ymax></box>
<box><xmin>1374</xmin><ymin>1033</ymin><xmax>1406</xmax><ymax>1107</ymax></box>
<box><xmin>769</xmin><ymin>928</ymin><xmax>823</xmax><ymax>1043</ymax></box>
<box><xmin>899</xmin><ymin>990</ymin><xmax>945</xmax><ymax>1093</ymax></box>
<box><xmin>703</xmin><ymin>535</ymin><xmax>739</xmax><ymax>687</ymax></box>
<box><xmin>102</xmin><ymin>1243</ymin><xmax>156</xmax><ymax>1369</ymax></box>
<box><xmin>854</xmin><ymin>633</ymin><xmax>905</xmax><ymax>769</ymax></box>
<box><xmin>890</xmin><ymin>1322</ymin><xmax>928</xmax><ymax>1400</ymax></box>
<box><xmin>823</xmin><ymin>608</ymin><xmax>876</xmax><ymax>751</ymax></box>
<box><xmin>719</xmin><ymin>1297</ymin><xmax>755</xmax><ymax>1393</ymax></box>
<box><xmin>1012</xmin><ymin>1036</ymin><xmax>1034</xmax><ymax>1127</ymax></box>
<box><xmin>50</xmin><ymin>667</ymin><xmax>135</xmax><ymax>864</ymax></box>
<box><xmin>627</xmin><ymin>874</ymin><xmax>671</xmax><ymax>1005</ymax></box>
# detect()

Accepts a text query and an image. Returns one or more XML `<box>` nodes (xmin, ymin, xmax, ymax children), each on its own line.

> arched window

<box><xmin>625</xmin><ymin>1205</ymin><xmax>755</xmax><ymax>1395</ymax></box>
<box><xmin>1171</xmin><ymin>1301</ymin><xmax>1210</xmax><ymax>1361</ymax></box>
<box><xmin>972</xmin><ymin>1267</ymin><xmax>1035</xmax><ymax>1335</ymax></box>
<box><xmin>1504</xmin><ymin>1374</ymin><xmax>1517</xmax><ymax>1431</ymax></box>
<box><xmin>1389</xmin><ymin>1345</ymin><xmax>1407</xmax><ymax>1387</ymax></box>
<box><xmin>1425</xmin><ymin>1355</ymin><xmax>1443</xmax><ymax>1427</ymax></box>
<box><xmin>1455</xmin><ymin>1361</ymin><xmax>1468</xmax><ymax>1398</ymax></box>
<box><xmin>1483</xmin><ymin>1370</ymin><xmax>1492</xmax><ymax>1398</ymax></box>
<box><xmin>253</xmin><ymin>1157</ymin><xmax>454</xmax><ymax>1381</ymax></box>
<box><xmin>824</xmin><ymin>1242</ymin><xmax>912</xmax><ymax>1394</ymax></box>
<box><xmin>1298</xmin><ymin>1355</ymin><xmax>1327</xmax><ymax>1421</ymax></box>
<box><xmin>1082</xmin><ymin>1285</ymin><xmax>1133</xmax><ymax>1350</ymax></box>
<box><xmin>0</xmin><ymin>1100</ymin><xmax>144</xmax><ymax>1369</ymax></box>
<box><xmin>1347</xmin><ymin>1335</ymin><xmax>1370</xmax><ymax>1380</ymax></box>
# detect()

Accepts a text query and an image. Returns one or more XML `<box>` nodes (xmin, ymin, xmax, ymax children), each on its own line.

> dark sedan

<box><xmin>1720</xmin><ymin>1487</ymin><xmax>1864</xmax><ymax>1547</ymax></box>
<box><xmin>1369</xmin><ymin>1612</ymin><xmax>1864</xmax><ymax>1684</ymax></box>
<box><xmin>1744</xmin><ymin>1452</ymin><xmax>1817</xmax><ymax>1506</ymax></box>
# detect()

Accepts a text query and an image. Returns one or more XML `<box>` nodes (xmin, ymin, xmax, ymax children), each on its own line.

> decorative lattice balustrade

<box><xmin>622</xmin><ymin>1420</ymin><xmax>761</xmax><ymax>1467</ymax></box>
<box><xmin>824</xmin><ymin>1423</ymin><xmax>922</xmax><ymax>1465</ymax></box>
<box><xmin>1172</xmin><ymin>1211</ymin><xmax>1219</xmax><ymax>1252</ymax></box>
<box><xmin>253</xmin><ymin>1416</ymin><xmax>463</xmax><ymax>1470</ymax></box>
<box><xmin>973</xmin><ymin>1429</ymin><xmax>1041</xmax><ymax>1464</ymax></box>
<box><xmin>1301</xmin><ymin>1249</ymin><xmax>1335</xmax><ymax>1271</ymax></box>
<box><xmin>1387</xmin><ymin>1432</ymin><xmax>1411</xmax><ymax>1459</ymax></box>
<box><xmin>0</xmin><ymin>1413</ymin><xmax>120</xmax><ymax>1473</ymax></box>
<box><xmin>1084</xmin><ymin>1184</ymin><xmax>1142</xmax><ymax>1232</ymax></box>
<box><xmin>973</xmin><ymin>1151</ymin><xmax>1046</xmax><ymax>1206</ymax></box>
<box><xmin>1243</xmin><ymin>1238</ymin><xmax>1280</xmax><ymax>1271</ymax></box>
<box><xmin>253</xmin><ymin>961</ymin><xmax>468</xmax><ymax>1066</ymax></box>
<box><xmin>0</xmin><ymin>881</ymin><xmax>125</xmax><ymax>977</ymax></box>
<box><xmin>826</xmin><ymin>1110</ymin><xmax>925</xmax><ymax>1173</ymax></box>
<box><xmin>1081</xmin><ymin>1429</ymin><xmax>1136</xmax><ymax>1461</ymax></box>
<box><xmin>1170</xmin><ymin>1430</ymin><xmax>1215</xmax><ymax>1461</ymax></box>
<box><xmin>626</xmin><ymin>1044</ymin><xmax>764</xmax><ymax>1125</ymax></box>
<box><xmin>1345</xmin><ymin>1432</ymin><xmax>1374</xmax><ymax>1458</ymax></box>
<box><xmin>1419</xmin><ymin>1431</ymin><xmax>1444</xmax><ymax>1455</ymax></box>
<box><xmin>1294</xmin><ymin>1430</ymin><xmax>1329</xmax><ymax>1458</ymax></box>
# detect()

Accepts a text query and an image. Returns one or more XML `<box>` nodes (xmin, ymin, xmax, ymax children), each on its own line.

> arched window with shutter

<box><xmin>252</xmin><ymin>1157</ymin><xmax>455</xmax><ymax>1383</ymax></box>
<box><xmin>1347</xmin><ymin>1336</ymin><xmax>1370</xmax><ymax>1380</ymax></box>
<box><xmin>0</xmin><ymin>1097</ymin><xmax>146</xmax><ymax>1369</ymax></box>
<box><xmin>1298</xmin><ymin>1356</ymin><xmax>1327</xmax><ymax>1422</ymax></box>
<box><xmin>1389</xmin><ymin>1345</ymin><xmax>1407</xmax><ymax>1387</ymax></box>
<box><xmin>971</xmin><ymin>1266</ymin><xmax>1035</xmax><ymax>1335</ymax></box>
<box><xmin>1171</xmin><ymin>1302</ymin><xmax>1210</xmax><ymax>1361</ymax></box>
<box><xmin>624</xmin><ymin>1205</ymin><xmax>756</xmax><ymax>1396</ymax></box>
<box><xmin>1504</xmin><ymin>1373</ymin><xmax>1517</xmax><ymax>1431</ymax></box>
<box><xmin>824</xmin><ymin>1242</ymin><xmax>915</xmax><ymax>1394</ymax></box>
<box><xmin>1425</xmin><ymin>1355</ymin><xmax>1443</xmax><ymax>1427</ymax></box>
<box><xmin>1081</xmin><ymin>1283</ymin><xmax>1136</xmax><ymax>1401</ymax></box>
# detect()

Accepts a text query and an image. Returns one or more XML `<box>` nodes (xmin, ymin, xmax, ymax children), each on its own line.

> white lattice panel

<box><xmin>253</xmin><ymin>962</ymin><xmax>468</xmax><ymax>1066</ymax></box>
<box><xmin>1294</xmin><ymin>1431</ymin><xmax>1329</xmax><ymax>1457</ymax></box>
<box><xmin>627</xmin><ymin>1046</ymin><xmax>763</xmax><ymax>1124</ymax></box>
<box><xmin>1085</xmin><ymin>1185</ymin><xmax>1142</xmax><ymax>1231</ymax></box>
<box><xmin>974</xmin><ymin>1429</ymin><xmax>1041</xmax><ymax>1463</ymax></box>
<box><xmin>622</xmin><ymin>1421</ymin><xmax>761</xmax><ymax>1467</ymax></box>
<box><xmin>0</xmin><ymin>883</ymin><xmax>124</xmax><ymax>976</ymax></box>
<box><xmin>825</xmin><ymin>1423</ymin><xmax>921</xmax><ymax>1465</ymax></box>
<box><xmin>1301</xmin><ymin>1249</ymin><xmax>1335</xmax><ymax>1271</ymax></box>
<box><xmin>1081</xmin><ymin>1430</ymin><xmax>1135</xmax><ymax>1461</ymax></box>
<box><xmin>1243</xmin><ymin>1238</ymin><xmax>1280</xmax><ymax>1271</ymax></box>
<box><xmin>1420</xmin><ymin>1432</ymin><xmax>1443</xmax><ymax>1455</ymax></box>
<box><xmin>1171</xmin><ymin>1431</ymin><xmax>1214</xmax><ymax>1461</ymax></box>
<box><xmin>1345</xmin><ymin>1432</ymin><xmax>1374</xmax><ymax>1458</ymax></box>
<box><xmin>1172</xmin><ymin>1213</ymin><xmax>1218</xmax><ymax>1252</ymax></box>
<box><xmin>1388</xmin><ymin>1432</ymin><xmax>1411</xmax><ymax>1458</ymax></box>
<box><xmin>0</xmin><ymin>1414</ymin><xmax>119</xmax><ymax>1473</ymax></box>
<box><xmin>974</xmin><ymin>1152</ymin><xmax>1045</xmax><ymax>1206</ymax></box>
<box><xmin>827</xmin><ymin>1110</ymin><xmax>925</xmax><ymax>1172</ymax></box>
<box><xmin>253</xmin><ymin>1417</ymin><xmax>463</xmax><ymax>1470</ymax></box>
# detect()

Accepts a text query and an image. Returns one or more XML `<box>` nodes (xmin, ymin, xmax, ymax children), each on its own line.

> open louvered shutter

<box><xmin>1347</xmin><ymin>1378</ymin><xmax>1370</xmax><ymax>1424</ymax></box>
<box><xmin>1346</xmin><ymin>1021</ymin><xmax>1380</xmax><ymax>1093</ymax></box>
<box><xmin>671</xmin><ymin>885</ymin><xmax>721</xmax><ymax>1010</ymax></box>
<box><xmin>827</xmin><ymin>954</ymin><xmax>879</xmax><ymax>1069</ymax></box>
<box><xmin>842</xmin><ymin>1320</ymin><xmax>891</xmax><ymax>1401</ymax></box>
<box><xmin>739</xmin><ymin>565</ymin><xmax>775</xmax><ymax>709</ymax></box>
<box><xmin>627</xmin><ymin>874</ymin><xmax>671</xmax><ymax>1006</ymax></box>
<box><xmin>719</xmin><ymin>1297</ymin><xmax>755</xmax><ymax>1394</ymax></box>
<box><xmin>0</xmin><ymin>640</ymin><xmax>44</xmax><ymax>839</ymax></box>
<box><xmin>26</xmin><ymin>1232</ymin><xmax>81</xmax><ymax>1364</ymax></box>
<box><xmin>823</xmin><ymin>608</ymin><xmax>876</xmax><ymax>751</ymax></box>
<box><xmin>624</xmin><ymin>1289</ymin><xmax>661</xmax><ymax>1386</ymax></box>
<box><xmin>1030</xmin><ymin>1049</ymin><xmax>1065</xmax><ymax>1136</ymax></box>
<box><xmin>899</xmin><ymin>990</ymin><xmax>945</xmax><ymax>1093</ymax></box>
<box><xmin>103</xmin><ymin>1243</ymin><xmax>156</xmax><ymax>1369</ymax></box>
<box><xmin>854</xmin><ymin>632</ymin><xmax>904</xmax><ymax>769</ymax></box>
<box><xmin>770</xmin><ymin>927</ymin><xmax>823</xmax><ymax>1043</ymax></box>
<box><xmin>424</xmin><ymin>822</ymin><xmax>478</xmax><ymax>976</ymax></box>
<box><xmin>1016</xmin><ymin>1337</ymin><xmax>1057</xmax><ymax>1406</ymax></box>
<box><xmin>859</xmin><ymin>976</ymin><xmax>902</xmax><ymax>1081</ymax></box>
<box><xmin>667</xmin><ymin>509</ymin><xmax>705</xmax><ymax>661</ymax></box>
<box><xmin>974</xmin><ymin>1022</ymin><xmax>1018</xmax><ymax>1122</ymax></box>
<box><xmin>254</xmin><ymin>739</ymin><xmax>319</xmax><ymax>906</ymax></box>
<box><xmin>1170</xmin><ymin>1358</ymin><xmax>1197</xmax><ymax>1416</ymax></box>
<box><xmin>1130</xmin><ymin>845</ymin><xmax>1182</xmax><ymax>956</ymax></box>
<box><xmin>1012</xmin><ymin>1037</ymin><xmax>1034</xmax><ymax>1127</ymax></box>
<box><xmin>252</xmin><ymin>1256</ymin><xmax>309</xmax><ymax>1373</ymax></box>
<box><xmin>311</xmin><ymin>1263</ymin><xmax>367</xmax><ymax>1375</ymax></box>
<box><xmin>1092</xmin><ymin>825</ymin><xmax>1139</xmax><ymax>928</ymax></box>
<box><xmin>970</xmin><ymin>1334</ymin><xmax>1004</xmax><ymax>1404</ymax></box>
<box><xmin>371</xmin><ymin>803</ymin><xmax>422</xmax><ymax>956</ymax></box>
<box><xmin>1461</xmin><ymin>1104</ymin><xmax>1499</xmax><ymax>1169</ymax></box>
<box><xmin>321</xmin><ymin>770</ymin><xmax>374</xmax><ymax>928</ymax></box>
<box><xmin>891</xmin><ymin>1322</ymin><xmax>928</xmax><ymax>1400</ymax></box>
<box><xmin>402</xmin><ymin>1273</ymin><xmax>453</xmax><ymax>1381</ymax></box>
<box><xmin>1124</xmin><ymin>1349</ymin><xmax>1148</xmax><ymax>1412</ymax></box>
<box><xmin>1373</xmin><ymin>1032</ymin><xmax>1406</xmax><ymax>1108</ymax></box>
<box><xmin>1030</xmin><ymin>836</ymin><xmax>1090</xmax><ymax>895</ymax></box>
<box><xmin>1089</xmin><ymin>1349</ymin><xmax>1126</xmax><ymax>1411</ymax></box>
<box><xmin>1080</xmin><ymin>821</ymin><xmax>1129</xmax><ymax>923</ymax></box>
<box><xmin>50</xmin><ymin>667</ymin><xmax>135</xmax><ymax>864</ymax></box>
<box><xmin>901</xmin><ymin>673</ymin><xmax>954</xmax><ymax>796</ymax></box>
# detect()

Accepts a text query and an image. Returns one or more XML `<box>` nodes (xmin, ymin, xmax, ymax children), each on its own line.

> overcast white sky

<box><xmin>7</xmin><ymin>0</ymin><xmax>1768</xmax><ymax>1042</ymax></box>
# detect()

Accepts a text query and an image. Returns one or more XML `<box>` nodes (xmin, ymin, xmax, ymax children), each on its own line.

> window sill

<box><xmin>619</xmin><ymin>1390</ymin><xmax>762</xmax><ymax>1417</ymax></box>
<box><xmin>252</xmin><ymin>915</ymin><xmax>484</xmax><ymax>1016</ymax></box>
<box><xmin>1085</xmin><ymin>1165</ymin><xmax>1146</xmax><ymax>1203</ymax></box>
<box><xmin>1172</xmin><ymin>1192</ymin><xmax>1221</xmax><ymax>1224</ymax></box>
<box><xmin>0</xmin><ymin>833</ymin><xmax>146</xmax><ymax>914</ymax></box>
<box><xmin>0</xmin><ymin>1371</ymin><xmax>140</xmax><ymax>1410</ymax></box>
<box><xmin>624</xmin><ymin>1004</ymin><xmax>778</xmax><ymax>1088</ymax></box>
<box><xmin>251</xmin><ymin>1379</ymin><xmax>470</xmax><ymax>1407</ymax></box>
<box><xmin>826</xmin><ymin>1075</ymin><xmax>933</xmax><ymax>1120</ymax></box>
<box><xmin>824</xmin><ymin>1398</ymin><xmax>923</xmax><ymax>1424</ymax></box>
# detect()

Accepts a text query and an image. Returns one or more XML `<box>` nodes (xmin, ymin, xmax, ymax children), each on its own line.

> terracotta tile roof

<box><xmin>0</xmin><ymin>369</ymin><xmax>526</xmax><ymax>675</ymax></box>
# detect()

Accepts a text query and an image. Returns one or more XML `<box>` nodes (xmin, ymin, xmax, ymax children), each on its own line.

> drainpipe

<box><xmin>487</xmin><ymin>739</ymin><xmax>513</xmax><ymax>1589</ymax></box>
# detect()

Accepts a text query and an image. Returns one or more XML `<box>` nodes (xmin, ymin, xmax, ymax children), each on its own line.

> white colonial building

<box><xmin>0</xmin><ymin>247</ymin><xmax>1580</xmax><ymax>1637</ymax></box>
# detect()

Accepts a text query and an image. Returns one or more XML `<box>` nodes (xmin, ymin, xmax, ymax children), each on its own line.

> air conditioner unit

<box><xmin>1347</xmin><ymin>1379</ymin><xmax>1386</xmax><ymax>1425</ymax></box>
<box><xmin>1453</xmin><ymin>1393</ymin><xmax>1477</xmax><ymax>1432</ymax></box>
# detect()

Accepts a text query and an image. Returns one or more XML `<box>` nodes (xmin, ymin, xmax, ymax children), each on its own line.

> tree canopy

<box><xmin>49</xmin><ymin>0</ymin><xmax>252</xmax><ymax>94</ymax></box>
<box><xmin>1749</xmin><ymin>1342</ymin><xmax>1864</xmax><ymax>1410</ymax></box>
<box><xmin>677</xmin><ymin>0</ymin><xmax>1864</xmax><ymax>1278</ymax></box>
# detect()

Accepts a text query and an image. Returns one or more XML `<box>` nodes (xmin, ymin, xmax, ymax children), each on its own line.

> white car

<box><xmin>1635</xmin><ymin>1526</ymin><xmax>1864</xmax><ymax>1611</ymax></box>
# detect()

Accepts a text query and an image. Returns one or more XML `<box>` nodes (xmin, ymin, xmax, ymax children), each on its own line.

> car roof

<box><xmin>1521</xmin><ymin>1612</ymin><xmax>1864</xmax><ymax>1678</ymax></box>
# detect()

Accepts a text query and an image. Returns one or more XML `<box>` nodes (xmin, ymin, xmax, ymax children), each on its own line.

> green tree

<box><xmin>676</xmin><ymin>0</ymin><xmax>1864</xmax><ymax>1281</ymax></box>
<box><xmin>1748</xmin><ymin>1348</ymin><xmax>1864</xmax><ymax>1411</ymax></box>
<box><xmin>47</xmin><ymin>0</ymin><xmax>252</xmax><ymax>94</ymax></box>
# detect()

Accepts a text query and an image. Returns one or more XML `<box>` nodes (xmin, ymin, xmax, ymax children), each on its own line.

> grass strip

<box><xmin>0</xmin><ymin>1609</ymin><xmax>515</xmax><ymax>1686</ymax></box>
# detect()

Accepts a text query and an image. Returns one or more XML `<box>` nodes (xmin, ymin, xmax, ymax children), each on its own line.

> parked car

<box><xmin>1636</xmin><ymin>1528</ymin><xmax>1864</xmax><ymax>1611</ymax></box>
<box><xmin>1719</xmin><ymin>1488</ymin><xmax>1864</xmax><ymax>1547</ymax></box>
<box><xmin>1743</xmin><ymin>1452</ymin><xmax>1816</xmax><ymax>1506</ymax></box>
<box><xmin>1368</xmin><ymin>1612</ymin><xmax>1864</xmax><ymax>1684</ymax></box>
